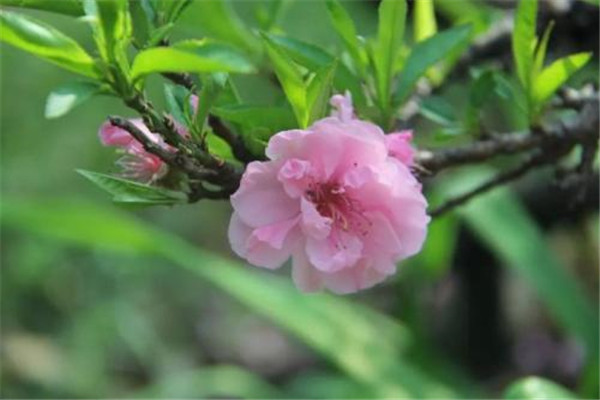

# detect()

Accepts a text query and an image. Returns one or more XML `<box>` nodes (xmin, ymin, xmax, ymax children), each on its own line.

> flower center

<box><xmin>305</xmin><ymin>182</ymin><xmax>372</xmax><ymax>236</ymax></box>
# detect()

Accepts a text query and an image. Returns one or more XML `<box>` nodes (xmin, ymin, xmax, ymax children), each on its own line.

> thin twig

<box><xmin>429</xmin><ymin>151</ymin><xmax>552</xmax><ymax>217</ymax></box>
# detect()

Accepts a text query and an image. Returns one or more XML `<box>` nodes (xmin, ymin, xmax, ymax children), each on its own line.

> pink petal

<box><xmin>231</xmin><ymin>161</ymin><xmax>300</xmax><ymax>228</ymax></box>
<box><xmin>291</xmin><ymin>249</ymin><xmax>323</xmax><ymax>292</ymax></box>
<box><xmin>320</xmin><ymin>259</ymin><xmax>389</xmax><ymax>294</ymax></box>
<box><xmin>300</xmin><ymin>197</ymin><xmax>331</xmax><ymax>240</ymax></box>
<box><xmin>305</xmin><ymin>229</ymin><xmax>362</xmax><ymax>273</ymax></box>
<box><xmin>228</xmin><ymin>213</ymin><xmax>298</xmax><ymax>270</ymax></box>
<box><xmin>277</xmin><ymin>158</ymin><xmax>313</xmax><ymax>198</ymax></box>
<box><xmin>330</xmin><ymin>91</ymin><xmax>354</xmax><ymax>122</ymax></box>
<box><xmin>385</xmin><ymin>130</ymin><xmax>414</xmax><ymax>166</ymax></box>
<box><xmin>99</xmin><ymin>121</ymin><xmax>135</xmax><ymax>147</ymax></box>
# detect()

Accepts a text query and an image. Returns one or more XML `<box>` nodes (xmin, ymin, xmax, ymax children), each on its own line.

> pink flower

<box><xmin>228</xmin><ymin>93</ymin><xmax>429</xmax><ymax>294</ymax></box>
<box><xmin>99</xmin><ymin>118</ymin><xmax>171</xmax><ymax>183</ymax></box>
<box><xmin>99</xmin><ymin>96</ymin><xmax>197</xmax><ymax>183</ymax></box>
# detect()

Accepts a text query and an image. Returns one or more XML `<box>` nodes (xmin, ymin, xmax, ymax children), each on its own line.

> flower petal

<box><xmin>291</xmin><ymin>248</ymin><xmax>323</xmax><ymax>292</ymax></box>
<box><xmin>231</xmin><ymin>161</ymin><xmax>300</xmax><ymax>227</ymax></box>
<box><xmin>306</xmin><ymin>229</ymin><xmax>362</xmax><ymax>273</ymax></box>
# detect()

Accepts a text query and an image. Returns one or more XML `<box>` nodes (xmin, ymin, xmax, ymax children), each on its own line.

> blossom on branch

<box><xmin>228</xmin><ymin>93</ymin><xmax>430</xmax><ymax>294</ymax></box>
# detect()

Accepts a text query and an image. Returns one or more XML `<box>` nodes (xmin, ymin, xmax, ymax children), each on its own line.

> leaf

<box><xmin>212</xmin><ymin>104</ymin><xmax>296</xmax><ymax>132</ymax></box>
<box><xmin>265</xmin><ymin>34</ymin><xmax>365</xmax><ymax>108</ymax></box>
<box><xmin>0</xmin><ymin>0</ymin><xmax>83</xmax><ymax>16</ymax></box>
<box><xmin>0</xmin><ymin>10</ymin><xmax>99</xmax><ymax>78</ymax></box>
<box><xmin>129</xmin><ymin>0</ymin><xmax>154</xmax><ymax>46</ymax></box>
<box><xmin>206</xmin><ymin>132</ymin><xmax>236</xmax><ymax>162</ymax></box>
<box><xmin>260</xmin><ymin>33</ymin><xmax>307</xmax><ymax>127</ymax></box>
<box><xmin>131</xmin><ymin>40</ymin><xmax>256</xmax><ymax>79</ymax></box>
<box><xmin>533</xmin><ymin>20</ymin><xmax>554</xmax><ymax>74</ymax></box>
<box><xmin>394</xmin><ymin>24</ymin><xmax>472</xmax><ymax>106</ymax></box>
<box><xmin>45</xmin><ymin>81</ymin><xmax>102</xmax><ymax>119</ymax></box>
<box><xmin>163</xmin><ymin>83</ymin><xmax>190</xmax><ymax>127</ymax></box>
<box><xmin>325</xmin><ymin>0</ymin><xmax>366</xmax><ymax>76</ymax></box>
<box><xmin>532</xmin><ymin>52</ymin><xmax>591</xmax><ymax>106</ymax></box>
<box><xmin>503</xmin><ymin>377</ymin><xmax>577</xmax><ymax>399</ymax></box>
<box><xmin>306</xmin><ymin>61</ymin><xmax>338</xmax><ymax>125</ymax></box>
<box><xmin>134</xmin><ymin>366</ymin><xmax>282</xmax><ymax>398</ymax></box>
<box><xmin>0</xmin><ymin>197</ymin><xmax>470</xmax><ymax>399</ymax></box>
<box><xmin>374</xmin><ymin>0</ymin><xmax>406</xmax><ymax>106</ymax></box>
<box><xmin>414</xmin><ymin>0</ymin><xmax>437</xmax><ymax>42</ymax></box>
<box><xmin>181</xmin><ymin>0</ymin><xmax>260</xmax><ymax>54</ymax></box>
<box><xmin>465</xmin><ymin>70</ymin><xmax>496</xmax><ymax>130</ymax></box>
<box><xmin>439</xmin><ymin>168</ymin><xmax>599</xmax><ymax>361</ymax></box>
<box><xmin>419</xmin><ymin>96</ymin><xmax>457</xmax><ymax>126</ymax></box>
<box><xmin>77</xmin><ymin>170</ymin><xmax>188</xmax><ymax>205</ymax></box>
<box><xmin>82</xmin><ymin>0</ymin><xmax>132</xmax><ymax>66</ymax></box>
<box><xmin>512</xmin><ymin>0</ymin><xmax>537</xmax><ymax>88</ymax></box>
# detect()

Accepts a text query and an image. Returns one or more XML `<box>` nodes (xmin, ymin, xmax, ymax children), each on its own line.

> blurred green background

<box><xmin>1</xmin><ymin>0</ymin><xmax>598</xmax><ymax>398</ymax></box>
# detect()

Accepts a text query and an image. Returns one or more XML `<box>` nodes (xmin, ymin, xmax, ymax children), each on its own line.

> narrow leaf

<box><xmin>45</xmin><ymin>81</ymin><xmax>102</xmax><ymax>119</ymax></box>
<box><xmin>414</xmin><ymin>0</ymin><xmax>437</xmax><ymax>42</ymax></box>
<box><xmin>394</xmin><ymin>24</ymin><xmax>472</xmax><ymax>105</ymax></box>
<box><xmin>0</xmin><ymin>10</ymin><xmax>99</xmax><ymax>77</ymax></box>
<box><xmin>532</xmin><ymin>52</ymin><xmax>591</xmax><ymax>106</ymax></box>
<box><xmin>374</xmin><ymin>0</ymin><xmax>407</xmax><ymax>105</ymax></box>
<box><xmin>512</xmin><ymin>0</ymin><xmax>537</xmax><ymax>88</ymax></box>
<box><xmin>265</xmin><ymin>34</ymin><xmax>365</xmax><ymax>107</ymax></box>
<box><xmin>0</xmin><ymin>0</ymin><xmax>83</xmax><ymax>16</ymax></box>
<box><xmin>533</xmin><ymin>20</ymin><xmax>554</xmax><ymax>74</ymax></box>
<box><xmin>131</xmin><ymin>40</ymin><xmax>256</xmax><ymax>79</ymax></box>
<box><xmin>260</xmin><ymin>33</ymin><xmax>307</xmax><ymax>127</ymax></box>
<box><xmin>504</xmin><ymin>377</ymin><xmax>577</xmax><ymax>399</ymax></box>
<box><xmin>77</xmin><ymin>169</ymin><xmax>188</xmax><ymax>205</ymax></box>
<box><xmin>212</xmin><ymin>104</ymin><xmax>296</xmax><ymax>132</ymax></box>
<box><xmin>419</xmin><ymin>96</ymin><xmax>457</xmax><ymax>126</ymax></box>
<box><xmin>325</xmin><ymin>0</ymin><xmax>366</xmax><ymax>75</ymax></box>
<box><xmin>181</xmin><ymin>0</ymin><xmax>260</xmax><ymax>54</ymax></box>
<box><xmin>306</xmin><ymin>61</ymin><xmax>338</xmax><ymax>125</ymax></box>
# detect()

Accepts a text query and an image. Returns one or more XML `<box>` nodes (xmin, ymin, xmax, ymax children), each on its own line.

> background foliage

<box><xmin>0</xmin><ymin>0</ymin><xmax>598</xmax><ymax>398</ymax></box>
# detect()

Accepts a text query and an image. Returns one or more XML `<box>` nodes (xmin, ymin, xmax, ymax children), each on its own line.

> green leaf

<box><xmin>414</xmin><ymin>0</ymin><xmax>437</xmax><ymax>42</ymax></box>
<box><xmin>0</xmin><ymin>10</ymin><xmax>99</xmax><ymax>78</ymax></box>
<box><xmin>0</xmin><ymin>196</ymin><xmax>467</xmax><ymax>399</ymax></box>
<box><xmin>181</xmin><ymin>0</ymin><xmax>260</xmax><ymax>54</ymax></box>
<box><xmin>265</xmin><ymin>34</ymin><xmax>365</xmax><ymax>108</ymax></box>
<box><xmin>129</xmin><ymin>0</ymin><xmax>154</xmax><ymax>46</ymax></box>
<box><xmin>77</xmin><ymin>170</ymin><xmax>188</xmax><ymax>205</ymax></box>
<box><xmin>503</xmin><ymin>377</ymin><xmax>577</xmax><ymax>399</ymax></box>
<box><xmin>260</xmin><ymin>33</ymin><xmax>307</xmax><ymax>127</ymax></box>
<box><xmin>306</xmin><ymin>61</ymin><xmax>338</xmax><ymax>125</ymax></box>
<box><xmin>325</xmin><ymin>0</ymin><xmax>366</xmax><ymax>76</ymax></box>
<box><xmin>134</xmin><ymin>366</ymin><xmax>281</xmax><ymax>398</ymax></box>
<box><xmin>419</xmin><ymin>96</ymin><xmax>457</xmax><ymax>126</ymax></box>
<box><xmin>163</xmin><ymin>83</ymin><xmax>189</xmax><ymax>127</ymax></box>
<box><xmin>533</xmin><ymin>20</ymin><xmax>554</xmax><ymax>74</ymax></box>
<box><xmin>374</xmin><ymin>0</ymin><xmax>406</xmax><ymax>107</ymax></box>
<box><xmin>212</xmin><ymin>104</ymin><xmax>296</xmax><ymax>132</ymax></box>
<box><xmin>512</xmin><ymin>0</ymin><xmax>537</xmax><ymax>88</ymax></box>
<box><xmin>206</xmin><ymin>132</ymin><xmax>236</xmax><ymax>162</ymax></box>
<box><xmin>394</xmin><ymin>24</ymin><xmax>472</xmax><ymax>106</ymax></box>
<box><xmin>532</xmin><ymin>52</ymin><xmax>591</xmax><ymax>106</ymax></box>
<box><xmin>131</xmin><ymin>40</ymin><xmax>256</xmax><ymax>79</ymax></box>
<box><xmin>439</xmin><ymin>168</ymin><xmax>599</xmax><ymax>361</ymax></box>
<box><xmin>465</xmin><ymin>70</ymin><xmax>496</xmax><ymax>130</ymax></box>
<box><xmin>45</xmin><ymin>81</ymin><xmax>102</xmax><ymax>119</ymax></box>
<box><xmin>82</xmin><ymin>0</ymin><xmax>132</xmax><ymax>66</ymax></box>
<box><xmin>0</xmin><ymin>0</ymin><xmax>83</xmax><ymax>16</ymax></box>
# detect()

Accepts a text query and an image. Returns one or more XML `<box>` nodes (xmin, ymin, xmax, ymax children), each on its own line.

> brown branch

<box><xmin>429</xmin><ymin>151</ymin><xmax>552</xmax><ymax>217</ymax></box>
<box><xmin>208</xmin><ymin>115</ymin><xmax>261</xmax><ymax>164</ymax></box>
<box><xmin>108</xmin><ymin>116</ymin><xmax>216</xmax><ymax>181</ymax></box>
<box><xmin>415</xmin><ymin>99</ymin><xmax>599</xmax><ymax>175</ymax></box>
<box><xmin>427</xmin><ymin>99</ymin><xmax>598</xmax><ymax>216</ymax></box>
